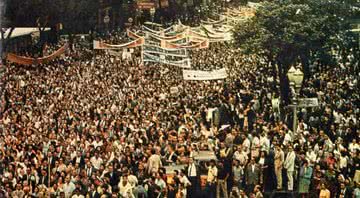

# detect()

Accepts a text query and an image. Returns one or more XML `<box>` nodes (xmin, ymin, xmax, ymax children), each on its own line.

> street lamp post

<box><xmin>287</xmin><ymin>65</ymin><xmax>304</xmax><ymax>135</ymax></box>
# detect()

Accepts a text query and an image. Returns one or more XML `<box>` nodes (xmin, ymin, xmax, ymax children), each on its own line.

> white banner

<box><xmin>122</xmin><ymin>50</ymin><xmax>132</xmax><ymax>60</ymax></box>
<box><xmin>183</xmin><ymin>68</ymin><xmax>227</xmax><ymax>80</ymax></box>
<box><xmin>108</xmin><ymin>50</ymin><xmax>122</xmax><ymax>56</ymax></box>
<box><xmin>143</xmin><ymin>44</ymin><xmax>188</xmax><ymax>58</ymax></box>
<box><xmin>143</xmin><ymin>52</ymin><xmax>191</xmax><ymax>68</ymax></box>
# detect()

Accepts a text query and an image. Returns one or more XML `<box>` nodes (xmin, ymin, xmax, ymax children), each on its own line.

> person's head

<box><xmin>254</xmin><ymin>185</ymin><xmax>261</xmax><ymax>193</ymax></box>
<box><xmin>220</xmin><ymin>142</ymin><xmax>225</xmax><ymax>148</ymax></box>
<box><xmin>189</xmin><ymin>157</ymin><xmax>194</xmax><ymax>164</ymax></box>
<box><xmin>340</xmin><ymin>182</ymin><xmax>346</xmax><ymax>189</ymax></box>
<box><xmin>108</xmin><ymin>165</ymin><xmax>113</xmax><ymax>173</ymax></box>
<box><xmin>303</xmin><ymin>160</ymin><xmax>308</xmax><ymax>167</ymax></box>
<box><xmin>210</xmin><ymin>159</ymin><xmax>216</xmax><ymax>167</ymax></box>
<box><xmin>65</xmin><ymin>175</ymin><xmax>71</xmax><ymax>183</ymax></box>
<box><xmin>53</xmin><ymin>183</ymin><xmax>58</xmax><ymax>190</ymax></box>
<box><xmin>23</xmin><ymin>186</ymin><xmax>30</xmax><ymax>194</ymax></box>
<box><xmin>240</xmin><ymin>189</ymin><xmax>246</xmax><ymax>196</ymax></box>
<box><xmin>288</xmin><ymin>145</ymin><xmax>293</xmax><ymax>152</ymax></box>
<box><xmin>237</xmin><ymin>146</ymin><xmax>242</xmax><ymax>152</ymax></box>
<box><xmin>34</xmin><ymin>187</ymin><xmax>39</xmax><ymax>193</ymax></box>
<box><xmin>320</xmin><ymin>183</ymin><xmax>327</xmax><ymax>190</ymax></box>
<box><xmin>250</xmin><ymin>157</ymin><xmax>256</xmax><ymax>164</ymax></box>
<box><xmin>16</xmin><ymin>183</ymin><xmax>22</xmax><ymax>190</ymax></box>
<box><xmin>276</xmin><ymin>144</ymin><xmax>281</xmax><ymax>150</ymax></box>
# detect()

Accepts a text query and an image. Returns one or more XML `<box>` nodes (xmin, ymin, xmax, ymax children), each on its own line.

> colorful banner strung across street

<box><xmin>93</xmin><ymin>30</ymin><xmax>144</xmax><ymax>49</ymax></box>
<box><xmin>183</xmin><ymin>68</ymin><xmax>228</xmax><ymax>80</ymax></box>
<box><xmin>6</xmin><ymin>44</ymin><xmax>68</xmax><ymax>66</ymax></box>
<box><xmin>162</xmin><ymin>39</ymin><xmax>209</xmax><ymax>49</ymax></box>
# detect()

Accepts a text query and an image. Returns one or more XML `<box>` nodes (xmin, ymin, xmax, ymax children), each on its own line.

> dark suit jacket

<box><xmin>47</xmin><ymin>156</ymin><xmax>58</xmax><ymax>168</ymax></box>
<box><xmin>72</xmin><ymin>156</ymin><xmax>85</xmax><ymax>168</ymax></box>
<box><xmin>336</xmin><ymin>188</ymin><xmax>352</xmax><ymax>198</ymax></box>
<box><xmin>164</xmin><ymin>152</ymin><xmax>178</xmax><ymax>164</ymax></box>
<box><xmin>88</xmin><ymin>191</ymin><xmax>100</xmax><ymax>198</ymax></box>
<box><xmin>185</xmin><ymin>163</ymin><xmax>200</xmax><ymax>178</ymax></box>
<box><xmin>83</xmin><ymin>165</ymin><xmax>96</xmax><ymax>177</ymax></box>
<box><xmin>38</xmin><ymin>175</ymin><xmax>49</xmax><ymax>186</ymax></box>
<box><xmin>104</xmin><ymin>171</ymin><xmax>120</xmax><ymax>187</ymax></box>
<box><xmin>245</xmin><ymin>163</ymin><xmax>260</xmax><ymax>185</ymax></box>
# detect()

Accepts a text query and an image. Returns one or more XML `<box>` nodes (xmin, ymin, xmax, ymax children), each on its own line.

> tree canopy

<box><xmin>233</xmin><ymin>0</ymin><xmax>359</xmax><ymax>104</ymax></box>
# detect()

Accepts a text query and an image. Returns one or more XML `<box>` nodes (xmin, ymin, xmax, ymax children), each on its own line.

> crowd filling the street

<box><xmin>0</xmin><ymin>3</ymin><xmax>359</xmax><ymax>198</ymax></box>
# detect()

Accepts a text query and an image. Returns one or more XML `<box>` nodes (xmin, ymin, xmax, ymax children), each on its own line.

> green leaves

<box><xmin>233</xmin><ymin>0</ymin><xmax>357</xmax><ymax>70</ymax></box>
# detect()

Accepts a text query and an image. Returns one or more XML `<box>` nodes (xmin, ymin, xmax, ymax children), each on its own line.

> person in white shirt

<box><xmin>338</xmin><ymin>153</ymin><xmax>348</xmax><ymax>172</ymax></box>
<box><xmin>71</xmin><ymin>188</ymin><xmax>85</xmax><ymax>198</ymax></box>
<box><xmin>90</xmin><ymin>152</ymin><xmax>103</xmax><ymax>170</ymax></box>
<box><xmin>259</xmin><ymin>133</ymin><xmax>270</xmax><ymax>153</ymax></box>
<box><xmin>187</xmin><ymin>157</ymin><xmax>198</xmax><ymax>196</ymax></box>
<box><xmin>127</xmin><ymin>173</ymin><xmax>138</xmax><ymax>188</ymax></box>
<box><xmin>283</xmin><ymin>145</ymin><xmax>296</xmax><ymax>191</ymax></box>
<box><xmin>63</xmin><ymin>176</ymin><xmax>76</xmax><ymax>198</ymax></box>
<box><xmin>206</xmin><ymin>160</ymin><xmax>218</xmax><ymax>198</ymax></box>
<box><xmin>349</xmin><ymin>139</ymin><xmax>359</xmax><ymax>153</ymax></box>
<box><xmin>147</xmin><ymin>149</ymin><xmax>162</xmax><ymax>174</ymax></box>
<box><xmin>155</xmin><ymin>172</ymin><xmax>167</xmax><ymax>190</ymax></box>
<box><xmin>233</xmin><ymin>146</ymin><xmax>248</xmax><ymax>166</ymax></box>
<box><xmin>242</xmin><ymin>134</ymin><xmax>251</xmax><ymax>155</ymax></box>
<box><xmin>305</xmin><ymin>149</ymin><xmax>317</xmax><ymax>166</ymax></box>
<box><xmin>92</xmin><ymin>136</ymin><xmax>103</xmax><ymax>148</ymax></box>
<box><xmin>283</xmin><ymin>131</ymin><xmax>292</xmax><ymax>146</ymax></box>
<box><xmin>119</xmin><ymin>175</ymin><xmax>133</xmax><ymax>197</ymax></box>
<box><xmin>251</xmin><ymin>135</ymin><xmax>260</xmax><ymax>158</ymax></box>
<box><xmin>179</xmin><ymin>170</ymin><xmax>191</xmax><ymax>188</ymax></box>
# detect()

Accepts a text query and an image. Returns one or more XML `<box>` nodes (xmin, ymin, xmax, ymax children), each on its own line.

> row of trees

<box><xmin>1</xmin><ymin>0</ymin><xmax>99</xmax><ymax>54</ymax></box>
<box><xmin>233</xmin><ymin>0</ymin><xmax>359</xmax><ymax>107</ymax></box>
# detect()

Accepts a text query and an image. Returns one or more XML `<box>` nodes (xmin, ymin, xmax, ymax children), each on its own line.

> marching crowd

<box><xmin>0</xmin><ymin>27</ymin><xmax>359</xmax><ymax>198</ymax></box>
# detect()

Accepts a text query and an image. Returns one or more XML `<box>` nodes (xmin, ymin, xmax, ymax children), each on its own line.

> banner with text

<box><xmin>143</xmin><ymin>44</ymin><xmax>188</xmax><ymax>57</ymax></box>
<box><xmin>183</xmin><ymin>68</ymin><xmax>227</xmax><ymax>80</ymax></box>
<box><xmin>144</xmin><ymin>52</ymin><xmax>191</xmax><ymax>68</ymax></box>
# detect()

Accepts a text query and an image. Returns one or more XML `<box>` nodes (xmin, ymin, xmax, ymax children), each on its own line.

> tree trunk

<box><xmin>1</xmin><ymin>27</ymin><xmax>15</xmax><ymax>59</ymax></box>
<box><xmin>300</xmin><ymin>50</ymin><xmax>310</xmax><ymax>79</ymax></box>
<box><xmin>270</xmin><ymin>59</ymin><xmax>277</xmax><ymax>89</ymax></box>
<box><xmin>277</xmin><ymin>61</ymin><xmax>290</xmax><ymax>121</ymax></box>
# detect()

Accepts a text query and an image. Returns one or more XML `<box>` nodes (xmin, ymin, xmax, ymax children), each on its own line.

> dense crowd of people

<box><xmin>0</xmin><ymin>18</ymin><xmax>359</xmax><ymax>198</ymax></box>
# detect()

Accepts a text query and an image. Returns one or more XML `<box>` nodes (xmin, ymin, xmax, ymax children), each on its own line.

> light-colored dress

<box><xmin>298</xmin><ymin>166</ymin><xmax>313</xmax><ymax>193</ymax></box>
